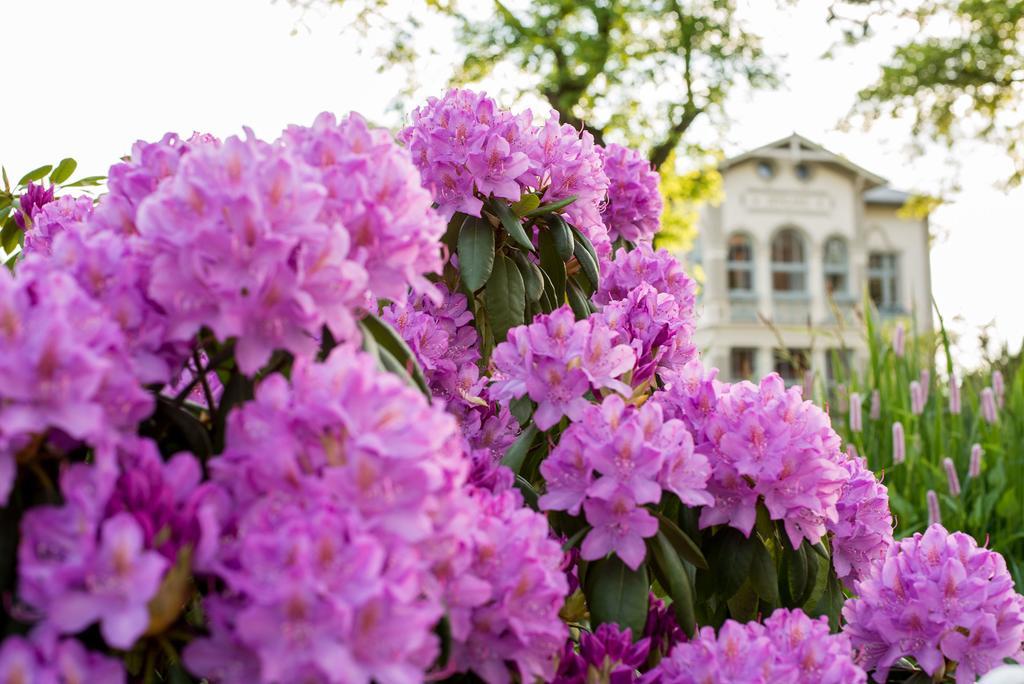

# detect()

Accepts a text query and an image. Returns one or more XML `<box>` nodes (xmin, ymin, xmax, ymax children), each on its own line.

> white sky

<box><xmin>3</xmin><ymin>0</ymin><xmax>1021</xmax><ymax>366</ymax></box>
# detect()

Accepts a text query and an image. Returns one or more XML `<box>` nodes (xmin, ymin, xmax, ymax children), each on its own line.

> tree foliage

<box><xmin>833</xmin><ymin>0</ymin><xmax>1024</xmax><ymax>185</ymax></box>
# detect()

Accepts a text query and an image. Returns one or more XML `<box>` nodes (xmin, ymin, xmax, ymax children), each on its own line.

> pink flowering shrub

<box><xmin>0</xmin><ymin>88</ymin><xmax>1019</xmax><ymax>684</ymax></box>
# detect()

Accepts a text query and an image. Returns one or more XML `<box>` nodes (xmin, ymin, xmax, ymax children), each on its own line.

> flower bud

<box><xmin>943</xmin><ymin>457</ymin><xmax>961</xmax><ymax>496</ymax></box>
<box><xmin>969</xmin><ymin>444</ymin><xmax>983</xmax><ymax>479</ymax></box>
<box><xmin>927</xmin><ymin>490</ymin><xmax>941</xmax><ymax>526</ymax></box>
<box><xmin>892</xmin><ymin>422</ymin><xmax>905</xmax><ymax>464</ymax></box>
<box><xmin>870</xmin><ymin>389</ymin><xmax>880</xmax><ymax>420</ymax></box>
<box><xmin>919</xmin><ymin>370</ymin><xmax>930</xmax><ymax>406</ymax></box>
<box><xmin>981</xmin><ymin>387</ymin><xmax>998</xmax><ymax>424</ymax></box>
<box><xmin>849</xmin><ymin>392</ymin><xmax>862</xmax><ymax>433</ymax></box>
<box><xmin>910</xmin><ymin>381</ymin><xmax>923</xmax><ymax>415</ymax></box>
<box><xmin>892</xmin><ymin>323</ymin><xmax>905</xmax><ymax>358</ymax></box>
<box><xmin>992</xmin><ymin>370</ymin><xmax>1005</xmax><ymax>407</ymax></box>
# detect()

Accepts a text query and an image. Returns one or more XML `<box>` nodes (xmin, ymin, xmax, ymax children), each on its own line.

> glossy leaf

<box><xmin>17</xmin><ymin>165</ymin><xmax>52</xmax><ymax>186</ymax></box>
<box><xmin>538</xmin><ymin>229</ymin><xmax>566</xmax><ymax>306</ymax></box>
<box><xmin>361</xmin><ymin>312</ymin><xmax>431</xmax><ymax>399</ymax></box>
<box><xmin>510</xmin><ymin>250</ymin><xmax>543</xmax><ymax>302</ymax></box>
<box><xmin>749</xmin><ymin>536</ymin><xmax>779</xmax><ymax>606</ymax></box>
<box><xmin>514</xmin><ymin>474</ymin><xmax>539</xmax><ymax>511</ymax></box>
<box><xmin>573</xmin><ymin>236</ymin><xmax>600</xmax><ymax>290</ymax></box>
<box><xmin>488</xmin><ymin>198</ymin><xmax>534</xmax><ymax>252</ymax></box>
<box><xmin>547</xmin><ymin>215</ymin><xmax>575</xmax><ymax>261</ymax></box>
<box><xmin>501</xmin><ymin>424</ymin><xmax>538</xmax><ymax>474</ymax></box>
<box><xmin>1</xmin><ymin>216</ymin><xmax>21</xmax><ymax>254</ymax></box>
<box><xmin>654</xmin><ymin>510</ymin><xmax>708</xmax><ymax>570</ymax></box>
<box><xmin>705</xmin><ymin>527</ymin><xmax>756</xmax><ymax>599</ymax></box>
<box><xmin>457</xmin><ymin>215</ymin><xmax>495</xmax><ymax>291</ymax></box>
<box><xmin>584</xmin><ymin>555</ymin><xmax>649</xmax><ymax>638</ymax></box>
<box><xmin>62</xmin><ymin>175</ymin><xmax>106</xmax><ymax>188</ymax></box>
<box><xmin>566</xmin><ymin>278</ymin><xmax>590</xmax><ymax>320</ymax></box>
<box><xmin>521</xmin><ymin>194</ymin><xmax>578</xmax><ymax>218</ymax></box>
<box><xmin>484</xmin><ymin>253</ymin><xmax>526</xmax><ymax>343</ymax></box>
<box><xmin>511</xmin><ymin>193</ymin><xmax>541</xmax><ymax>216</ymax></box>
<box><xmin>569</xmin><ymin>224</ymin><xmax>599</xmax><ymax>271</ymax></box>
<box><xmin>510</xmin><ymin>396</ymin><xmax>534</xmax><ymax>426</ymax></box>
<box><xmin>49</xmin><ymin>158</ymin><xmax>77</xmax><ymax>185</ymax></box>
<box><xmin>649</xmin><ymin>530</ymin><xmax>697</xmax><ymax>637</ymax></box>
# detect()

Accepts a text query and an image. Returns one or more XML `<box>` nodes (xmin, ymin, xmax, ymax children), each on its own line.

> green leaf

<box><xmin>566</xmin><ymin>278</ymin><xmax>590</xmax><ymax>320</ymax></box>
<box><xmin>1</xmin><ymin>167</ymin><xmax>9</xmax><ymax>192</ymax></box>
<box><xmin>538</xmin><ymin>269</ymin><xmax>557</xmax><ymax>313</ymax></box>
<box><xmin>501</xmin><ymin>424</ymin><xmax>538</xmax><ymax>474</ymax></box>
<box><xmin>1</xmin><ymin>216</ymin><xmax>22</xmax><ymax>254</ymax></box>
<box><xmin>17</xmin><ymin>165</ymin><xmax>52</xmax><ymax>186</ymax></box>
<box><xmin>562</xmin><ymin>525</ymin><xmax>590</xmax><ymax>552</ymax></box>
<box><xmin>510</xmin><ymin>250</ymin><xmax>543</xmax><ymax>302</ymax></box>
<box><xmin>511</xmin><ymin>193</ymin><xmax>541</xmax><ymax>216</ymax></box>
<box><xmin>49</xmin><ymin>158</ymin><xmax>77</xmax><ymax>185</ymax></box>
<box><xmin>521</xmin><ymin>194</ymin><xmax>578</xmax><ymax>218</ymax></box>
<box><xmin>442</xmin><ymin>213</ymin><xmax>466</xmax><ymax>253</ymax></box>
<box><xmin>484</xmin><ymin>253</ymin><xmax>526</xmax><ymax>343</ymax></box>
<box><xmin>569</xmin><ymin>224</ymin><xmax>599</xmax><ymax>271</ymax></box>
<box><xmin>782</xmin><ymin>542</ymin><xmax>812</xmax><ymax>608</ymax></box>
<box><xmin>654</xmin><ymin>510</ymin><xmax>708</xmax><ymax>570</ymax></box>
<box><xmin>378</xmin><ymin>345</ymin><xmax>417</xmax><ymax>393</ymax></box>
<box><xmin>584</xmin><ymin>555</ymin><xmax>649</xmax><ymax>638</ymax></box>
<box><xmin>749</xmin><ymin>536</ymin><xmax>779</xmax><ymax>606</ymax></box>
<box><xmin>810</xmin><ymin>571</ymin><xmax>845</xmax><ymax>631</ymax></box>
<box><xmin>488</xmin><ymin>197</ymin><xmax>535</xmax><ymax>252</ymax></box>
<box><xmin>457</xmin><ymin>215</ymin><xmax>495</xmax><ymax>291</ymax></box>
<box><xmin>361</xmin><ymin>312</ymin><xmax>431</xmax><ymax>399</ymax></box>
<box><xmin>538</xmin><ymin>229</ymin><xmax>566</xmax><ymax>306</ymax></box>
<box><xmin>510</xmin><ymin>396</ymin><xmax>534</xmax><ymax>426</ymax></box>
<box><xmin>547</xmin><ymin>215</ymin><xmax>575</xmax><ymax>261</ymax></box>
<box><xmin>705</xmin><ymin>528</ymin><xmax>756</xmax><ymax>599</ymax></box>
<box><xmin>155</xmin><ymin>396</ymin><xmax>213</xmax><ymax>459</ymax></box>
<box><xmin>649</xmin><ymin>530</ymin><xmax>697</xmax><ymax>637</ymax></box>
<box><xmin>62</xmin><ymin>175</ymin><xmax>106</xmax><ymax>188</ymax></box>
<box><xmin>573</xmin><ymin>236</ymin><xmax>600</xmax><ymax>290</ymax></box>
<box><xmin>212</xmin><ymin>370</ymin><xmax>254</xmax><ymax>453</ymax></box>
<box><xmin>514</xmin><ymin>474</ymin><xmax>539</xmax><ymax>511</ymax></box>
<box><xmin>726</xmin><ymin>580</ymin><xmax>760</xmax><ymax>622</ymax></box>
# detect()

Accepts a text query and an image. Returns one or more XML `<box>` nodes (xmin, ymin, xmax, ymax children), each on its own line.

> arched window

<box><xmin>726</xmin><ymin>233</ymin><xmax>754</xmax><ymax>294</ymax></box>
<box><xmin>823</xmin><ymin>237</ymin><xmax>849</xmax><ymax>295</ymax></box>
<box><xmin>771</xmin><ymin>228</ymin><xmax>807</xmax><ymax>294</ymax></box>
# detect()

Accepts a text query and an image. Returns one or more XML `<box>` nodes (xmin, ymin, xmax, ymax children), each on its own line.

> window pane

<box><xmin>730</xmin><ymin>348</ymin><xmax>756</xmax><ymax>380</ymax></box>
<box><xmin>868</xmin><ymin>276</ymin><xmax>883</xmax><ymax>306</ymax></box>
<box><xmin>773</xmin><ymin>270</ymin><xmax>806</xmax><ymax>292</ymax></box>
<box><xmin>824</xmin><ymin>238</ymin><xmax>847</xmax><ymax>265</ymax></box>
<box><xmin>728</xmin><ymin>269</ymin><xmax>752</xmax><ymax>291</ymax></box>
<box><xmin>727</xmin><ymin>235</ymin><xmax>752</xmax><ymax>262</ymax></box>
<box><xmin>774</xmin><ymin>348</ymin><xmax>809</xmax><ymax>384</ymax></box>
<box><xmin>772</xmin><ymin>229</ymin><xmax>804</xmax><ymax>263</ymax></box>
<box><xmin>826</xmin><ymin>273</ymin><xmax>846</xmax><ymax>294</ymax></box>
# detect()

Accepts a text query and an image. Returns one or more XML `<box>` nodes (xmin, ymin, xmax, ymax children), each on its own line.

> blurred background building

<box><xmin>690</xmin><ymin>134</ymin><xmax>932</xmax><ymax>383</ymax></box>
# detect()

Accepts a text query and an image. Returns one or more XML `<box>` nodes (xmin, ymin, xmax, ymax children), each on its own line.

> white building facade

<box><xmin>691</xmin><ymin>134</ymin><xmax>933</xmax><ymax>383</ymax></box>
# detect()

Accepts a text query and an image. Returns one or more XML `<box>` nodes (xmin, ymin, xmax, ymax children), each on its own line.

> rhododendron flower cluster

<box><xmin>12</xmin><ymin>181</ymin><xmax>55</xmax><ymax>230</ymax></box>
<box><xmin>22</xmin><ymin>193</ymin><xmax>93</xmax><ymax>256</ymax></box>
<box><xmin>185</xmin><ymin>346</ymin><xmax>566</xmax><ymax>683</ymax></box>
<box><xmin>0</xmin><ymin>631</ymin><xmax>125</xmax><ymax>683</ymax></box>
<box><xmin>553</xmin><ymin>623</ymin><xmax>650</xmax><ymax>684</ymax></box>
<box><xmin>659</xmin><ymin>372</ymin><xmax>848</xmax><ymax>548</ymax></box>
<box><xmin>829</xmin><ymin>454</ymin><xmax>894</xmax><ymax>585</ymax></box>
<box><xmin>490</xmin><ymin>306</ymin><xmax>635</xmax><ymax>430</ymax></box>
<box><xmin>598</xmin><ymin>142</ymin><xmax>663</xmax><ymax>244</ymax></box>
<box><xmin>0</xmin><ymin>267</ymin><xmax>152</xmax><ymax>503</ymax></box>
<box><xmin>843</xmin><ymin>524</ymin><xmax>1024</xmax><ymax>683</ymax></box>
<box><xmin>400</xmin><ymin>88</ymin><xmax>611</xmax><ymax>252</ymax></box>
<box><xmin>540</xmin><ymin>394</ymin><xmax>712</xmax><ymax>569</ymax></box>
<box><xmin>17</xmin><ymin>437</ymin><xmax>215</xmax><ymax>648</ymax></box>
<box><xmin>647</xmin><ymin>608</ymin><xmax>867</xmax><ymax>683</ymax></box>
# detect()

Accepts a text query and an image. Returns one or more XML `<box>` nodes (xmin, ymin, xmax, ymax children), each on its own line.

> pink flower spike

<box><xmin>981</xmin><ymin>387</ymin><xmax>998</xmax><ymax>424</ymax></box>
<box><xmin>892</xmin><ymin>422</ymin><xmax>906</xmax><ymax>465</ymax></box>
<box><xmin>969</xmin><ymin>444</ymin><xmax>983</xmax><ymax>479</ymax></box>
<box><xmin>943</xmin><ymin>457</ymin><xmax>961</xmax><ymax>496</ymax></box>
<box><xmin>849</xmin><ymin>392</ymin><xmax>863</xmax><ymax>432</ymax></box>
<box><xmin>892</xmin><ymin>323</ymin><xmax>905</xmax><ymax>357</ymax></box>
<box><xmin>926</xmin><ymin>490</ymin><xmax>941</xmax><ymax>525</ymax></box>
<box><xmin>949</xmin><ymin>374</ymin><xmax>961</xmax><ymax>415</ymax></box>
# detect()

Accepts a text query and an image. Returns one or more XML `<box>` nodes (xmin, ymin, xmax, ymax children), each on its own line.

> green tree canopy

<box><xmin>833</xmin><ymin>0</ymin><xmax>1024</xmax><ymax>185</ymax></box>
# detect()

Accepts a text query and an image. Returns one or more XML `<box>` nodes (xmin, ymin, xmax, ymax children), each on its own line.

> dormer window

<box><xmin>756</xmin><ymin>160</ymin><xmax>775</xmax><ymax>179</ymax></box>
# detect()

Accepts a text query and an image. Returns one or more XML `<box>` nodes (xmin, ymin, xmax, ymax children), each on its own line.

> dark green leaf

<box><xmin>566</xmin><ymin>278</ymin><xmax>590</xmax><ymax>320</ymax></box>
<box><xmin>49</xmin><ymin>158</ymin><xmax>77</xmax><ymax>185</ymax></box>
<box><xmin>705</xmin><ymin>528</ymin><xmax>756</xmax><ymax>599</ymax></box>
<box><xmin>573</xmin><ymin>236</ymin><xmax>600</xmax><ymax>290</ymax></box>
<box><xmin>511</xmin><ymin>193</ymin><xmax>540</xmax><ymax>216</ymax></box>
<box><xmin>562</xmin><ymin>525</ymin><xmax>590</xmax><ymax>552</ymax></box>
<box><xmin>501</xmin><ymin>424</ymin><xmax>538</xmax><ymax>474</ymax></box>
<box><xmin>484</xmin><ymin>253</ymin><xmax>526</xmax><ymax>343</ymax></box>
<box><xmin>654</xmin><ymin>510</ymin><xmax>708</xmax><ymax>570</ymax></box>
<box><xmin>434</xmin><ymin>616</ymin><xmax>452</xmax><ymax>670</ymax></box>
<box><xmin>5</xmin><ymin>252</ymin><xmax>18</xmax><ymax>273</ymax></box>
<box><xmin>726</xmin><ymin>581</ymin><xmax>759</xmax><ymax>622</ymax></box>
<box><xmin>378</xmin><ymin>345</ymin><xmax>416</xmax><ymax>387</ymax></box>
<box><xmin>62</xmin><ymin>175</ymin><xmax>106</xmax><ymax>188</ymax></box>
<box><xmin>749</xmin><ymin>536</ymin><xmax>779</xmax><ymax>605</ymax></box>
<box><xmin>510</xmin><ymin>396</ymin><xmax>533</xmax><ymax>426</ymax></box>
<box><xmin>521</xmin><ymin>194</ymin><xmax>578</xmax><ymax>218</ymax></box>
<box><xmin>514</xmin><ymin>474</ymin><xmax>539</xmax><ymax>511</ymax></box>
<box><xmin>569</xmin><ymin>224</ymin><xmax>599</xmax><ymax>268</ymax></box>
<box><xmin>488</xmin><ymin>198</ymin><xmax>534</xmax><ymax>252</ymax></box>
<box><xmin>1</xmin><ymin>216</ymin><xmax>21</xmax><ymax>253</ymax></box>
<box><xmin>17</xmin><ymin>165</ymin><xmax>52</xmax><ymax>186</ymax></box>
<box><xmin>457</xmin><ymin>215</ymin><xmax>495</xmax><ymax>291</ymax></box>
<box><xmin>783</xmin><ymin>543</ymin><xmax>810</xmax><ymax>608</ymax></box>
<box><xmin>584</xmin><ymin>555</ymin><xmax>649</xmax><ymax>638</ymax></box>
<box><xmin>650</xmin><ymin>530</ymin><xmax>697</xmax><ymax>637</ymax></box>
<box><xmin>1</xmin><ymin>167</ymin><xmax>9</xmax><ymax>192</ymax></box>
<box><xmin>538</xmin><ymin>268</ymin><xmax>557</xmax><ymax>313</ymax></box>
<box><xmin>212</xmin><ymin>371</ymin><xmax>253</xmax><ymax>453</ymax></box>
<box><xmin>810</xmin><ymin>571</ymin><xmax>845</xmax><ymax>631</ymax></box>
<box><xmin>510</xmin><ymin>250</ymin><xmax>543</xmax><ymax>302</ymax></box>
<box><xmin>155</xmin><ymin>396</ymin><xmax>213</xmax><ymax>459</ymax></box>
<box><xmin>538</xmin><ymin>230</ymin><xmax>566</xmax><ymax>307</ymax></box>
<box><xmin>442</xmin><ymin>213</ymin><xmax>466</xmax><ymax>253</ymax></box>
<box><xmin>547</xmin><ymin>215</ymin><xmax>575</xmax><ymax>261</ymax></box>
<box><xmin>361</xmin><ymin>312</ymin><xmax>431</xmax><ymax>399</ymax></box>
